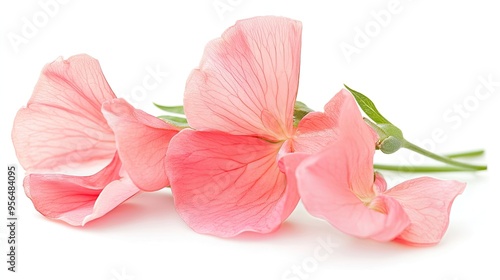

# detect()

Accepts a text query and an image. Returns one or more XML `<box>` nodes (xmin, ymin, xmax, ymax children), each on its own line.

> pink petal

<box><xmin>184</xmin><ymin>16</ymin><xmax>302</xmax><ymax>141</ymax></box>
<box><xmin>24</xmin><ymin>154</ymin><xmax>140</xmax><ymax>226</ymax></box>
<box><xmin>323</xmin><ymin>89</ymin><xmax>357</xmax><ymax>121</ymax></box>
<box><xmin>374</xmin><ymin>172</ymin><xmax>388</xmax><ymax>193</ymax></box>
<box><xmin>384</xmin><ymin>177</ymin><xmax>466</xmax><ymax>246</ymax></box>
<box><xmin>12</xmin><ymin>54</ymin><xmax>116</xmax><ymax>174</ymax></box>
<box><xmin>312</xmin><ymin>89</ymin><xmax>379</xmax><ymax>198</ymax></box>
<box><xmin>166</xmin><ymin>130</ymin><xmax>298</xmax><ymax>237</ymax></box>
<box><xmin>296</xmin><ymin>139</ymin><xmax>410</xmax><ymax>241</ymax></box>
<box><xmin>292</xmin><ymin>111</ymin><xmax>338</xmax><ymax>154</ymax></box>
<box><xmin>277</xmin><ymin>142</ymin><xmax>310</xmax><ymax>217</ymax></box>
<box><xmin>102</xmin><ymin>98</ymin><xmax>180</xmax><ymax>191</ymax></box>
<box><xmin>81</xmin><ymin>176</ymin><xmax>140</xmax><ymax>225</ymax></box>
<box><xmin>293</xmin><ymin>89</ymin><xmax>377</xmax><ymax>155</ymax></box>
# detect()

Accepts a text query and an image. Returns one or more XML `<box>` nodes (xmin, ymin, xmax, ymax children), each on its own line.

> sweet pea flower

<box><xmin>12</xmin><ymin>54</ymin><xmax>179</xmax><ymax>225</ymax></box>
<box><xmin>295</xmin><ymin>90</ymin><xmax>466</xmax><ymax>245</ymax></box>
<box><xmin>166</xmin><ymin>16</ymin><xmax>342</xmax><ymax>237</ymax></box>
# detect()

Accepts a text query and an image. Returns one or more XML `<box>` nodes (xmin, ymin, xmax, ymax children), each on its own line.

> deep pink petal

<box><xmin>296</xmin><ymin>139</ymin><xmax>410</xmax><ymax>241</ymax></box>
<box><xmin>384</xmin><ymin>177</ymin><xmax>466</xmax><ymax>246</ymax></box>
<box><xmin>12</xmin><ymin>54</ymin><xmax>116</xmax><ymax>173</ymax></box>
<box><xmin>25</xmin><ymin>174</ymin><xmax>100</xmax><ymax>226</ymax></box>
<box><xmin>102</xmin><ymin>98</ymin><xmax>180</xmax><ymax>191</ymax></box>
<box><xmin>166</xmin><ymin>130</ymin><xmax>297</xmax><ymax>237</ymax></box>
<box><xmin>184</xmin><ymin>16</ymin><xmax>302</xmax><ymax>141</ymax></box>
<box><xmin>24</xmin><ymin>154</ymin><xmax>140</xmax><ymax>226</ymax></box>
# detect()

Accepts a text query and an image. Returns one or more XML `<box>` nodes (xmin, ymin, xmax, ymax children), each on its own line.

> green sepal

<box><xmin>293</xmin><ymin>101</ymin><xmax>314</xmax><ymax>127</ymax></box>
<box><xmin>344</xmin><ymin>84</ymin><xmax>391</xmax><ymax>125</ymax></box>
<box><xmin>158</xmin><ymin>115</ymin><xmax>190</xmax><ymax>128</ymax></box>
<box><xmin>154</xmin><ymin>103</ymin><xmax>185</xmax><ymax>115</ymax></box>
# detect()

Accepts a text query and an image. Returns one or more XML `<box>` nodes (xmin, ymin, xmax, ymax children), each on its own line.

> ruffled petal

<box><xmin>12</xmin><ymin>54</ymin><xmax>116</xmax><ymax>174</ymax></box>
<box><xmin>184</xmin><ymin>16</ymin><xmax>302</xmax><ymax>141</ymax></box>
<box><xmin>293</xmin><ymin>89</ymin><xmax>377</xmax><ymax>157</ymax></box>
<box><xmin>374</xmin><ymin>172</ymin><xmax>388</xmax><ymax>193</ymax></box>
<box><xmin>166</xmin><ymin>130</ymin><xmax>297</xmax><ymax>237</ymax></box>
<box><xmin>384</xmin><ymin>177</ymin><xmax>466</xmax><ymax>246</ymax></box>
<box><xmin>292</xmin><ymin>111</ymin><xmax>338</xmax><ymax>154</ymax></box>
<box><xmin>278</xmin><ymin>153</ymin><xmax>309</xmax><ymax>217</ymax></box>
<box><xmin>81</xmin><ymin>176</ymin><xmax>140</xmax><ymax>225</ymax></box>
<box><xmin>334</xmin><ymin>89</ymin><xmax>378</xmax><ymax>198</ymax></box>
<box><xmin>102</xmin><ymin>98</ymin><xmax>180</xmax><ymax>191</ymax></box>
<box><xmin>277</xmin><ymin>142</ymin><xmax>309</xmax><ymax>219</ymax></box>
<box><xmin>24</xmin><ymin>155</ymin><xmax>140</xmax><ymax>226</ymax></box>
<box><xmin>296</xmin><ymin>140</ymin><xmax>410</xmax><ymax>241</ymax></box>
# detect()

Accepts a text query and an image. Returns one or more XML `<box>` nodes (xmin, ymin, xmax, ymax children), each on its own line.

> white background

<box><xmin>1</xmin><ymin>1</ymin><xmax>499</xmax><ymax>279</ymax></box>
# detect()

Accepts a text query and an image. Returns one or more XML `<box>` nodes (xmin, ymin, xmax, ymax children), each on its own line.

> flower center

<box><xmin>359</xmin><ymin>195</ymin><xmax>387</xmax><ymax>214</ymax></box>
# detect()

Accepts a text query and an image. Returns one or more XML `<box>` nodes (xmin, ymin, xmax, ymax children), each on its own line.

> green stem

<box><xmin>373</xmin><ymin>164</ymin><xmax>480</xmax><ymax>173</ymax></box>
<box><xmin>374</xmin><ymin>149</ymin><xmax>486</xmax><ymax>172</ymax></box>
<box><xmin>446</xmin><ymin>150</ymin><xmax>485</xmax><ymax>159</ymax></box>
<box><xmin>402</xmin><ymin>141</ymin><xmax>487</xmax><ymax>171</ymax></box>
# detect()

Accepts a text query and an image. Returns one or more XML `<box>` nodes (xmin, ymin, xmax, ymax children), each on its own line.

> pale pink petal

<box><xmin>374</xmin><ymin>172</ymin><xmax>388</xmax><ymax>193</ymax></box>
<box><xmin>323</xmin><ymin>89</ymin><xmax>356</xmax><ymax>122</ymax></box>
<box><xmin>277</xmin><ymin>142</ymin><xmax>309</xmax><ymax>219</ymax></box>
<box><xmin>184</xmin><ymin>16</ymin><xmax>302</xmax><ymax>141</ymax></box>
<box><xmin>102</xmin><ymin>98</ymin><xmax>180</xmax><ymax>191</ymax></box>
<box><xmin>26</xmin><ymin>54</ymin><xmax>117</xmax><ymax>105</ymax></box>
<box><xmin>296</xmin><ymin>139</ymin><xmax>410</xmax><ymax>241</ymax></box>
<box><xmin>308</xmin><ymin>89</ymin><xmax>379</xmax><ymax>198</ymax></box>
<box><xmin>23</xmin><ymin>155</ymin><xmax>140</xmax><ymax>226</ymax></box>
<box><xmin>384</xmin><ymin>177</ymin><xmax>466</xmax><ymax>246</ymax></box>
<box><xmin>367</xmin><ymin>195</ymin><xmax>411</xmax><ymax>241</ymax></box>
<box><xmin>81</xmin><ymin>176</ymin><xmax>140</xmax><ymax>225</ymax></box>
<box><xmin>292</xmin><ymin>111</ymin><xmax>338</xmax><ymax>154</ymax></box>
<box><xmin>12</xmin><ymin>54</ymin><xmax>116</xmax><ymax>174</ymax></box>
<box><xmin>293</xmin><ymin>89</ymin><xmax>377</xmax><ymax>155</ymax></box>
<box><xmin>166</xmin><ymin>130</ymin><xmax>297</xmax><ymax>237</ymax></box>
<box><xmin>292</xmin><ymin>90</ymin><xmax>345</xmax><ymax>154</ymax></box>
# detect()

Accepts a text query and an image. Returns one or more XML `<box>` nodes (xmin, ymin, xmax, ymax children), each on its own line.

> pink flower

<box><xmin>12</xmin><ymin>54</ymin><xmax>179</xmax><ymax>225</ymax></box>
<box><xmin>166</xmin><ymin>16</ymin><xmax>341</xmax><ymax>237</ymax></box>
<box><xmin>295</xmin><ymin>90</ymin><xmax>466</xmax><ymax>245</ymax></box>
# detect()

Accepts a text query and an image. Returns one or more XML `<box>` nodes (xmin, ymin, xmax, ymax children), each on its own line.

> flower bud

<box><xmin>379</xmin><ymin>136</ymin><xmax>402</xmax><ymax>154</ymax></box>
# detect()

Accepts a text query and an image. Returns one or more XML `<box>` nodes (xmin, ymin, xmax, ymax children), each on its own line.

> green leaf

<box><xmin>294</xmin><ymin>101</ymin><xmax>313</xmax><ymax>113</ymax></box>
<box><xmin>344</xmin><ymin>84</ymin><xmax>391</xmax><ymax>124</ymax></box>
<box><xmin>154</xmin><ymin>103</ymin><xmax>185</xmax><ymax>115</ymax></box>
<box><xmin>158</xmin><ymin>115</ymin><xmax>190</xmax><ymax>128</ymax></box>
<box><xmin>293</xmin><ymin>101</ymin><xmax>314</xmax><ymax>127</ymax></box>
